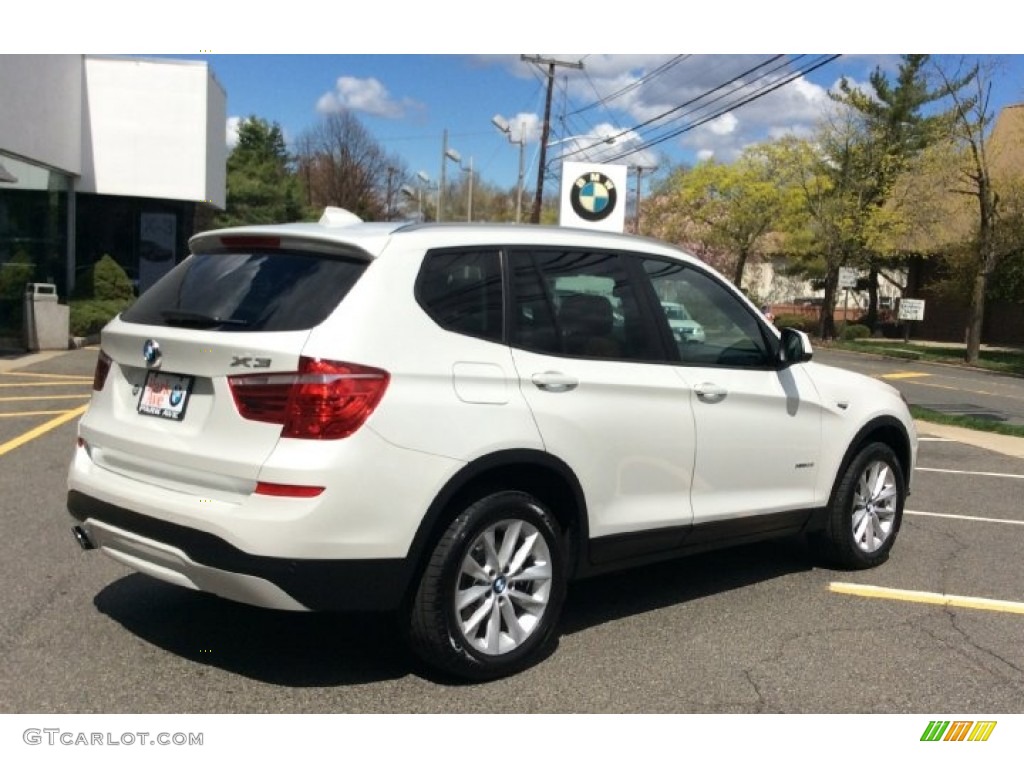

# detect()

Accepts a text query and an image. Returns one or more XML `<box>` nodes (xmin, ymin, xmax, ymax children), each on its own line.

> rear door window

<box><xmin>121</xmin><ymin>250</ymin><xmax>366</xmax><ymax>332</ymax></box>
<box><xmin>509</xmin><ymin>248</ymin><xmax>665</xmax><ymax>362</ymax></box>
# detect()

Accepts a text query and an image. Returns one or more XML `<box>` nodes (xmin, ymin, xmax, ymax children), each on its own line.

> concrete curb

<box><xmin>915</xmin><ymin>420</ymin><xmax>1024</xmax><ymax>460</ymax></box>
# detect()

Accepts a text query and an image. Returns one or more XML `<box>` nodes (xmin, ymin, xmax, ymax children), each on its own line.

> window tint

<box><xmin>510</xmin><ymin>249</ymin><xmax>663</xmax><ymax>361</ymax></box>
<box><xmin>416</xmin><ymin>249</ymin><xmax>503</xmax><ymax>342</ymax></box>
<box><xmin>121</xmin><ymin>250</ymin><xmax>365</xmax><ymax>332</ymax></box>
<box><xmin>643</xmin><ymin>258</ymin><xmax>773</xmax><ymax>367</ymax></box>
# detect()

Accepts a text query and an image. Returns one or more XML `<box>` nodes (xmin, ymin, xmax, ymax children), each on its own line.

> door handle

<box><xmin>532</xmin><ymin>372</ymin><xmax>579</xmax><ymax>392</ymax></box>
<box><xmin>695</xmin><ymin>382</ymin><xmax>727</xmax><ymax>403</ymax></box>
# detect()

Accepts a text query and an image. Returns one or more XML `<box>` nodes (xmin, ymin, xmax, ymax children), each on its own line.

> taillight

<box><xmin>228</xmin><ymin>357</ymin><xmax>389</xmax><ymax>439</ymax></box>
<box><xmin>254</xmin><ymin>482</ymin><xmax>325</xmax><ymax>498</ymax></box>
<box><xmin>93</xmin><ymin>351</ymin><xmax>112</xmax><ymax>391</ymax></box>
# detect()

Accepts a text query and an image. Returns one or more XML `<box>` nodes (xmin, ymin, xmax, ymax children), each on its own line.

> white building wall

<box><xmin>204</xmin><ymin>72</ymin><xmax>227</xmax><ymax>209</ymax></box>
<box><xmin>80</xmin><ymin>57</ymin><xmax>225</xmax><ymax>207</ymax></box>
<box><xmin>0</xmin><ymin>55</ymin><xmax>82</xmax><ymax>174</ymax></box>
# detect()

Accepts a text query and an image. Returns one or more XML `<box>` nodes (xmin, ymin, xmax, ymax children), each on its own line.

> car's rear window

<box><xmin>121</xmin><ymin>250</ymin><xmax>366</xmax><ymax>332</ymax></box>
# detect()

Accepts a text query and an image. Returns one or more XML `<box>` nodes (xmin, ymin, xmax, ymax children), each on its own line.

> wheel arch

<box><xmin>828</xmin><ymin>416</ymin><xmax>913</xmax><ymax>508</ymax></box>
<box><xmin>401</xmin><ymin>449</ymin><xmax>589</xmax><ymax>605</ymax></box>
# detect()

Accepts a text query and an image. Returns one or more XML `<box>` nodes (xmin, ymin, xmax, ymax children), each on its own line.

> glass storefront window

<box><xmin>0</xmin><ymin>154</ymin><xmax>70</xmax><ymax>338</ymax></box>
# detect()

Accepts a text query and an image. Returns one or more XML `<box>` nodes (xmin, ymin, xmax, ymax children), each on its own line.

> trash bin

<box><xmin>23</xmin><ymin>283</ymin><xmax>70</xmax><ymax>351</ymax></box>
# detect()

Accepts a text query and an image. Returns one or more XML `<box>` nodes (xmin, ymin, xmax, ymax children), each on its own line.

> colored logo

<box><xmin>570</xmin><ymin>171</ymin><xmax>617</xmax><ymax>221</ymax></box>
<box><xmin>143</xmin><ymin>339</ymin><xmax>162</xmax><ymax>368</ymax></box>
<box><xmin>169</xmin><ymin>384</ymin><xmax>183</xmax><ymax>407</ymax></box>
<box><xmin>921</xmin><ymin>720</ymin><xmax>997</xmax><ymax>742</ymax></box>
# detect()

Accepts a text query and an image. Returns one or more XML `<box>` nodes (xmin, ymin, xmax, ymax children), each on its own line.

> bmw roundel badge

<box><xmin>143</xmin><ymin>339</ymin><xmax>162</xmax><ymax>368</ymax></box>
<box><xmin>570</xmin><ymin>171</ymin><xmax>618</xmax><ymax>222</ymax></box>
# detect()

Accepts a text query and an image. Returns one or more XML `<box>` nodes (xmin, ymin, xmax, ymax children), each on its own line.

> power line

<box><xmin>554</xmin><ymin>55</ymin><xmax>788</xmax><ymax>164</ymax></box>
<box><xmin>599</xmin><ymin>55</ymin><xmax>841</xmax><ymax>164</ymax></box>
<box><xmin>569</xmin><ymin>54</ymin><xmax>689</xmax><ymax>118</ymax></box>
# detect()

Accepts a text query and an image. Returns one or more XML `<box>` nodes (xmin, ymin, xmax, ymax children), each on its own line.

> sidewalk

<box><xmin>914</xmin><ymin>420</ymin><xmax>1024</xmax><ymax>460</ymax></box>
<box><xmin>0</xmin><ymin>348</ymin><xmax>78</xmax><ymax>372</ymax></box>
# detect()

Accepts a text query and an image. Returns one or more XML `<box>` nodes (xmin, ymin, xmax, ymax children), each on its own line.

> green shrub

<box><xmin>774</xmin><ymin>313</ymin><xmax>817</xmax><ymax>334</ymax></box>
<box><xmin>70</xmin><ymin>299</ymin><xmax>132</xmax><ymax>337</ymax></box>
<box><xmin>74</xmin><ymin>255</ymin><xmax>134</xmax><ymax>301</ymax></box>
<box><xmin>842</xmin><ymin>323</ymin><xmax>872</xmax><ymax>340</ymax></box>
<box><xmin>0</xmin><ymin>250</ymin><xmax>36</xmax><ymax>300</ymax></box>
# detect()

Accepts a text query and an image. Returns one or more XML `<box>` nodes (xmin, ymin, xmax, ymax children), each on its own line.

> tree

<box><xmin>829</xmin><ymin>55</ymin><xmax>968</xmax><ymax>329</ymax></box>
<box><xmin>641</xmin><ymin>169</ymin><xmax>734</xmax><ymax>276</ymax></box>
<box><xmin>217</xmin><ymin>116</ymin><xmax>304</xmax><ymax>227</ymax></box>
<box><xmin>933</xmin><ymin>58</ymin><xmax>1022</xmax><ymax>363</ymax></box>
<box><xmin>768</xmin><ymin>129</ymin><xmax>873</xmax><ymax>339</ymax></box>
<box><xmin>296</xmin><ymin>111</ymin><xmax>407</xmax><ymax>221</ymax></box>
<box><xmin>668</xmin><ymin>145</ymin><xmax>787</xmax><ymax>290</ymax></box>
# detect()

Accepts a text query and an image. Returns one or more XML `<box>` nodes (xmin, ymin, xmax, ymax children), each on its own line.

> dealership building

<box><xmin>0</xmin><ymin>55</ymin><xmax>226</xmax><ymax>338</ymax></box>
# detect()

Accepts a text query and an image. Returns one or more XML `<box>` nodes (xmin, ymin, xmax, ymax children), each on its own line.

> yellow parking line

<box><xmin>0</xmin><ymin>410</ymin><xmax>77</xmax><ymax>418</ymax></box>
<box><xmin>0</xmin><ymin>404</ymin><xmax>88</xmax><ymax>458</ymax></box>
<box><xmin>830</xmin><ymin>582</ymin><xmax>1024</xmax><ymax>615</ymax></box>
<box><xmin>877</xmin><ymin>370</ymin><xmax>1019</xmax><ymax>400</ymax></box>
<box><xmin>880</xmin><ymin>372</ymin><xmax>931</xmax><ymax>380</ymax></box>
<box><xmin>0</xmin><ymin>371</ymin><xmax>93</xmax><ymax>381</ymax></box>
<box><xmin>0</xmin><ymin>394</ymin><xmax>92</xmax><ymax>402</ymax></box>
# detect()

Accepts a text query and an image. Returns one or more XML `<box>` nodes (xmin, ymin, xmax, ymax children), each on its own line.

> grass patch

<box><xmin>833</xmin><ymin>340</ymin><xmax>1024</xmax><ymax>376</ymax></box>
<box><xmin>910</xmin><ymin>405</ymin><xmax>1024</xmax><ymax>438</ymax></box>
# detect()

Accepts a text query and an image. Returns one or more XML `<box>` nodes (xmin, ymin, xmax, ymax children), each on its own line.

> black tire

<box><xmin>813</xmin><ymin>442</ymin><xmax>906</xmax><ymax>569</ymax></box>
<box><xmin>407</xmin><ymin>491</ymin><xmax>566</xmax><ymax>681</ymax></box>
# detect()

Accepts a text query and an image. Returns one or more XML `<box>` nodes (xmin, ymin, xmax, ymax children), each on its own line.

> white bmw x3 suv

<box><xmin>68</xmin><ymin>207</ymin><xmax>916</xmax><ymax>680</ymax></box>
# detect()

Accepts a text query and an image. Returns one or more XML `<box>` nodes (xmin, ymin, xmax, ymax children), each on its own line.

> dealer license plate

<box><xmin>137</xmin><ymin>371</ymin><xmax>194</xmax><ymax>421</ymax></box>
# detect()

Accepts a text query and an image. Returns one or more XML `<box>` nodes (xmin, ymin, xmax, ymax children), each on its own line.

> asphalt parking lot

<box><xmin>1</xmin><ymin>347</ymin><xmax>1022</xmax><ymax>713</ymax></box>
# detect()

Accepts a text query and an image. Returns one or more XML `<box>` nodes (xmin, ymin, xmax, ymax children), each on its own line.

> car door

<box><xmin>506</xmin><ymin>247</ymin><xmax>696</xmax><ymax>557</ymax></box>
<box><xmin>640</xmin><ymin>257</ymin><xmax>824</xmax><ymax>526</ymax></box>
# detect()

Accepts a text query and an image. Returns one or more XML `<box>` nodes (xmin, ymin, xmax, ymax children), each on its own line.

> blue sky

<box><xmin>186</xmin><ymin>53</ymin><xmax>1024</xmax><ymax>194</ymax></box>
<box><xmin>22</xmin><ymin>2</ymin><xmax>1024</xmax><ymax>198</ymax></box>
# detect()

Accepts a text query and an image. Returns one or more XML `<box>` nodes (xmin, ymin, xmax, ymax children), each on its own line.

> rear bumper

<box><xmin>68</xmin><ymin>490</ymin><xmax>413</xmax><ymax>612</ymax></box>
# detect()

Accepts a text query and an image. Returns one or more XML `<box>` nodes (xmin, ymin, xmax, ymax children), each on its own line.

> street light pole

<box><xmin>440</xmin><ymin>131</ymin><xmax>465</xmax><ymax>223</ymax></box>
<box><xmin>439</xmin><ymin>129</ymin><xmax>448</xmax><ymax>223</ymax></box>
<box><xmin>464</xmin><ymin>156</ymin><xmax>474</xmax><ymax>222</ymax></box>
<box><xmin>416</xmin><ymin>171</ymin><xmax>437</xmax><ymax>221</ymax></box>
<box><xmin>492</xmin><ymin>115</ymin><xmax>526</xmax><ymax>224</ymax></box>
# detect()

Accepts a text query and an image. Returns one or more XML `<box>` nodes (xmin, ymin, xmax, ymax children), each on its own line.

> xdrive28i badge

<box><xmin>570</xmin><ymin>171</ymin><xmax>618</xmax><ymax>222</ymax></box>
<box><xmin>142</xmin><ymin>339</ymin><xmax>162</xmax><ymax>368</ymax></box>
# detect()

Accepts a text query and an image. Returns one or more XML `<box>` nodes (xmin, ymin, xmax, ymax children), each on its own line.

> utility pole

<box><xmin>633</xmin><ymin>165</ymin><xmax>657</xmax><ymax>234</ymax></box>
<box><xmin>439</xmin><ymin>129</ymin><xmax>449</xmax><ymax>223</ymax></box>
<box><xmin>521</xmin><ymin>55</ymin><xmax>583</xmax><ymax>224</ymax></box>
<box><xmin>385</xmin><ymin>166</ymin><xmax>397</xmax><ymax>220</ymax></box>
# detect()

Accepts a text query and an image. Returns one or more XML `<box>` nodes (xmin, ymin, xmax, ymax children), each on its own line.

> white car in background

<box><xmin>661</xmin><ymin>300</ymin><xmax>706</xmax><ymax>343</ymax></box>
<box><xmin>68</xmin><ymin>209</ymin><xmax>917</xmax><ymax>680</ymax></box>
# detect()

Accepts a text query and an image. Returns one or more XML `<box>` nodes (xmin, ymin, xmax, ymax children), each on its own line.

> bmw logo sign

<box><xmin>143</xmin><ymin>339</ymin><xmax>162</xmax><ymax>368</ymax></box>
<box><xmin>570</xmin><ymin>171</ymin><xmax>618</xmax><ymax>222</ymax></box>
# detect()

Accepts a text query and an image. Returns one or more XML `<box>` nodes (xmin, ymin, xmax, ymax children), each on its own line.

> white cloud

<box><xmin>500</xmin><ymin>112</ymin><xmax>542</xmax><ymax>144</ymax></box>
<box><xmin>226</xmin><ymin>116</ymin><xmax>241</xmax><ymax>148</ymax></box>
<box><xmin>316</xmin><ymin>76</ymin><xmax>415</xmax><ymax>119</ymax></box>
<box><xmin>707</xmin><ymin>113</ymin><xmax>739</xmax><ymax>136</ymax></box>
<box><xmin>491</xmin><ymin>54</ymin><xmax>884</xmax><ymax>166</ymax></box>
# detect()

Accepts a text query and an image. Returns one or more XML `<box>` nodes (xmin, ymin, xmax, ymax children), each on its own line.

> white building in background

<box><xmin>0</xmin><ymin>55</ymin><xmax>225</xmax><ymax>337</ymax></box>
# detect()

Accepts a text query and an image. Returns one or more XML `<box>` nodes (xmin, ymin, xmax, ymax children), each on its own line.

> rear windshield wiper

<box><xmin>160</xmin><ymin>309</ymin><xmax>250</xmax><ymax>328</ymax></box>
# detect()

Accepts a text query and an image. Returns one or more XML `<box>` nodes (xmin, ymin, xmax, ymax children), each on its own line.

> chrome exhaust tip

<box><xmin>72</xmin><ymin>525</ymin><xmax>95</xmax><ymax>551</ymax></box>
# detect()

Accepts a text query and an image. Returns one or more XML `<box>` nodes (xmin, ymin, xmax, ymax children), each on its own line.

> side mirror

<box><xmin>779</xmin><ymin>327</ymin><xmax>813</xmax><ymax>366</ymax></box>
